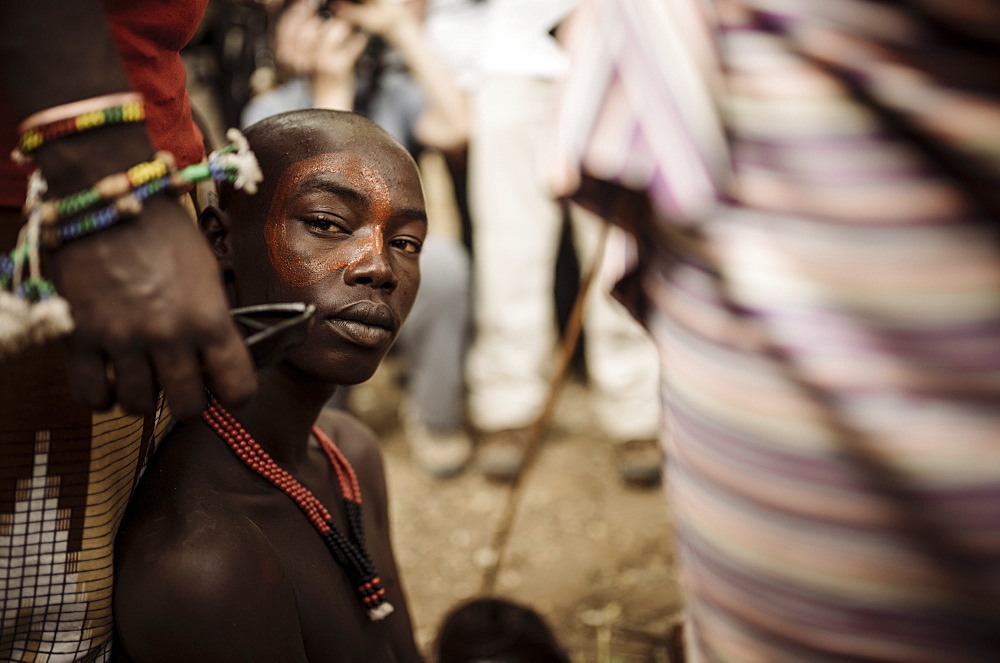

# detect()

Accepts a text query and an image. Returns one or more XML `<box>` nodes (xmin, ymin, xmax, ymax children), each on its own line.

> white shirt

<box><xmin>425</xmin><ymin>0</ymin><xmax>492</xmax><ymax>90</ymax></box>
<box><xmin>477</xmin><ymin>0</ymin><xmax>578</xmax><ymax>79</ymax></box>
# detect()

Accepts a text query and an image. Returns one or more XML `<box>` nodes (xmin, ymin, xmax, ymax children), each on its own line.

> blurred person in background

<box><xmin>421</xmin><ymin>0</ymin><xmax>490</xmax><ymax>255</ymax></box>
<box><xmin>243</xmin><ymin>0</ymin><xmax>476</xmax><ymax>480</ymax></box>
<box><xmin>549</xmin><ymin>0</ymin><xmax>1000</xmax><ymax>661</ymax></box>
<box><xmin>466</xmin><ymin>0</ymin><xmax>662</xmax><ymax>487</ymax></box>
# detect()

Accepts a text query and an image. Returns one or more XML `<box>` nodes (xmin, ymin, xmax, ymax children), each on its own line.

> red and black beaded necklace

<box><xmin>203</xmin><ymin>398</ymin><xmax>394</xmax><ymax>621</ymax></box>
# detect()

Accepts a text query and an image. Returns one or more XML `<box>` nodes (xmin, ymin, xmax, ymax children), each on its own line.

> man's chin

<box><xmin>285</xmin><ymin>352</ymin><xmax>383</xmax><ymax>387</ymax></box>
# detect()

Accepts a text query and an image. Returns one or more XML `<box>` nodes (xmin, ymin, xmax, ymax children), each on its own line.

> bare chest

<box><xmin>243</xmin><ymin>492</ymin><xmax>399</xmax><ymax>662</ymax></box>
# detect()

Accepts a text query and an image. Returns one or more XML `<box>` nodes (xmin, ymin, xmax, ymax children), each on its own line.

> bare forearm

<box><xmin>0</xmin><ymin>0</ymin><xmax>256</xmax><ymax>417</ymax></box>
<box><xmin>312</xmin><ymin>76</ymin><xmax>357</xmax><ymax>112</ymax></box>
<box><xmin>382</xmin><ymin>20</ymin><xmax>469</xmax><ymax>150</ymax></box>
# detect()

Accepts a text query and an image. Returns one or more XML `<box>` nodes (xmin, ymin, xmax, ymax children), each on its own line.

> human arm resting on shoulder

<box><xmin>114</xmin><ymin>511</ymin><xmax>309</xmax><ymax>663</ymax></box>
<box><xmin>0</xmin><ymin>0</ymin><xmax>255</xmax><ymax>418</ymax></box>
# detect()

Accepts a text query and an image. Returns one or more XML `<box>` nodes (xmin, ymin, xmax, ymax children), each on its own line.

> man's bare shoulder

<box><xmin>120</xmin><ymin>425</ymin><xmax>239</xmax><ymax>527</ymax></box>
<box><xmin>116</xmin><ymin>499</ymin><xmax>269</xmax><ymax>602</ymax></box>
<box><xmin>114</xmin><ymin>429</ymin><xmax>309</xmax><ymax>662</ymax></box>
<box><xmin>114</xmin><ymin>500</ymin><xmax>308</xmax><ymax>661</ymax></box>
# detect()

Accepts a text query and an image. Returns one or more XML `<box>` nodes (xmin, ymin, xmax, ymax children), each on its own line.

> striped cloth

<box><xmin>550</xmin><ymin>1</ymin><xmax>1000</xmax><ymax>661</ymax></box>
<box><xmin>0</xmin><ymin>184</ymin><xmax>199</xmax><ymax>660</ymax></box>
<box><xmin>0</xmin><ymin>336</ymin><xmax>170</xmax><ymax>662</ymax></box>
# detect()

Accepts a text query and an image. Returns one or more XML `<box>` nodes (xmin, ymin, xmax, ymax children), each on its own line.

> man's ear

<box><xmin>199</xmin><ymin>205</ymin><xmax>234</xmax><ymax>271</ymax></box>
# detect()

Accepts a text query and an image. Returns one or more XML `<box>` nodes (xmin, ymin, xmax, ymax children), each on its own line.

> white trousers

<box><xmin>467</xmin><ymin>75</ymin><xmax>661</xmax><ymax>441</ymax></box>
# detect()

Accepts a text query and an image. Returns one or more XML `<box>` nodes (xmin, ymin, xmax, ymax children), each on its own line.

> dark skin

<box><xmin>0</xmin><ymin>0</ymin><xmax>256</xmax><ymax>418</ymax></box>
<box><xmin>113</xmin><ymin>110</ymin><xmax>426</xmax><ymax>662</ymax></box>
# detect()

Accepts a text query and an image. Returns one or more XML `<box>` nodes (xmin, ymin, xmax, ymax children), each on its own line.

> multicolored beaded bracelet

<box><xmin>37</xmin><ymin>130</ymin><xmax>262</xmax><ymax>249</ymax></box>
<box><xmin>12</xmin><ymin>92</ymin><xmax>145</xmax><ymax>164</ymax></box>
<box><xmin>0</xmin><ymin>209</ymin><xmax>73</xmax><ymax>358</ymax></box>
<box><xmin>33</xmin><ymin>153</ymin><xmax>174</xmax><ymax>227</ymax></box>
<box><xmin>1</xmin><ymin>129</ymin><xmax>262</xmax><ymax>358</ymax></box>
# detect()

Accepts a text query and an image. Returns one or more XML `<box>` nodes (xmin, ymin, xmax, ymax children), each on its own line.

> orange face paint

<box><xmin>264</xmin><ymin>153</ymin><xmax>392</xmax><ymax>287</ymax></box>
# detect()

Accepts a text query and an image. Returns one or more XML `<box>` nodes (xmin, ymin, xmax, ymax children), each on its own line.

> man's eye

<box><xmin>390</xmin><ymin>238</ymin><xmax>422</xmax><ymax>254</ymax></box>
<box><xmin>304</xmin><ymin>216</ymin><xmax>344</xmax><ymax>233</ymax></box>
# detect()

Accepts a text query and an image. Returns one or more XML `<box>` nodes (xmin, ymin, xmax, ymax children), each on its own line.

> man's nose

<box><xmin>343</xmin><ymin>243</ymin><xmax>397</xmax><ymax>292</ymax></box>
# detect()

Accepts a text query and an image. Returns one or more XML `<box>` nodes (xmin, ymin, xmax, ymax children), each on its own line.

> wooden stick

<box><xmin>479</xmin><ymin>220</ymin><xmax>612</xmax><ymax>594</ymax></box>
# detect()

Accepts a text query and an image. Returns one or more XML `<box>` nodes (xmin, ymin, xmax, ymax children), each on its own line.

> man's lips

<box><xmin>325</xmin><ymin>301</ymin><xmax>398</xmax><ymax>347</ymax></box>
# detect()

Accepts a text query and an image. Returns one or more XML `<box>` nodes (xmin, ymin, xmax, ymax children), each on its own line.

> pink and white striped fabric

<box><xmin>550</xmin><ymin>1</ymin><xmax>1000</xmax><ymax>661</ymax></box>
<box><xmin>548</xmin><ymin>0</ymin><xmax>728</xmax><ymax>225</ymax></box>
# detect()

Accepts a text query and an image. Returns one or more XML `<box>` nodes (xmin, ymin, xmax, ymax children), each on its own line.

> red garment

<box><xmin>0</xmin><ymin>0</ymin><xmax>208</xmax><ymax>208</ymax></box>
<box><xmin>0</xmin><ymin>91</ymin><xmax>26</xmax><ymax>208</ymax></box>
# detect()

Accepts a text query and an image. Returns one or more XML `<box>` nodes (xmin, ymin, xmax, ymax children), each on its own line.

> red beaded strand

<box><xmin>313</xmin><ymin>430</ymin><xmax>391</xmax><ymax>609</ymax></box>
<box><xmin>202</xmin><ymin>398</ymin><xmax>394</xmax><ymax>620</ymax></box>
<box><xmin>203</xmin><ymin>402</ymin><xmax>332</xmax><ymax>531</ymax></box>
<box><xmin>315</xmin><ymin>426</ymin><xmax>361</xmax><ymax>503</ymax></box>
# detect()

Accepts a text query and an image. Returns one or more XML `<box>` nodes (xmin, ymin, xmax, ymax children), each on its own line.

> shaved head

<box><xmin>203</xmin><ymin>107</ymin><xmax>427</xmax><ymax>384</ymax></box>
<box><xmin>223</xmin><ymin>109</ymin><xmax>417</xmax><ymax>222</ymax></box>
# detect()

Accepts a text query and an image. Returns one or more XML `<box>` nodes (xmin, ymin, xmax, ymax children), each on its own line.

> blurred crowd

<box><xmin>183</xmin><ymin>0</ymin><xmax>664</xmax><ymax>488</ymax></box>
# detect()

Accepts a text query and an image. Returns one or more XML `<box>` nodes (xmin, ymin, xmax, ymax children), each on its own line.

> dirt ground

<box><xmin>346</xmin><ymin>360</ymin><xmax>683</xmax><ymax>662</ymax></box>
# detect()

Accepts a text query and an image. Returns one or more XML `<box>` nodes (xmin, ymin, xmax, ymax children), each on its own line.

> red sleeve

<box><xmin>0</xmin><ymin>0</ymin><xmax>209</xmax><ymax>209</ymax></box>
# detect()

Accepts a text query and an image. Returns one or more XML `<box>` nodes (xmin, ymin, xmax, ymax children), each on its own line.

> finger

<box><xmin>279</xmin><ymin>0</ymin><xmax>314</xmax><ymax>39</ymax></box>
<box><xmin>319</xmin><ymin>17</ymin><xmax>352</xmax><ymax>44</ymax></box>
<box><xmin>201</xmin><ymin>325</ymin><xmax>257</xmax><ymax>409</ymax></box>
<box><xmin>343</xmin><ymin>31</ymin><xmax>369</xmax><ymax>60</ymax></box>
<box><xmin>296</xmin><ymin>15</ymin><xmax>323</xmax><ymax>56</ymax></box>
<box><xmin>152</xmin><ymin>348</ymin><xmax>208</xmax><ymax>420</ymax></box>
<box><xmin>332</xmin><ymin>0</ymin><xmax>387</xmax><ymax>27</ymax></box>
<box><xmin>66</xmin><ymin>340</ymin><xmax>115</xmax><ymax>411</ymax></box>
<box><xmin>109</xmin><ymin>351</ymin><xmax>158</xmax><ymax>416</ymax></box>
<box><xmin>277</xmin><ymin>6</ymin><xmax>322</xmax><ymax>71</ymax></box>
<box><xmin>333</xmin><ymin>3</ymin><xmax>361</xmax><ymax>23</ymax></box>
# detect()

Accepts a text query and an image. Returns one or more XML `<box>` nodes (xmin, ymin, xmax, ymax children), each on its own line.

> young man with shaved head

<box><xmin>113</xmin><ymin>109</ymin><xmax>425</xmax><ymax>662</ymax></box>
